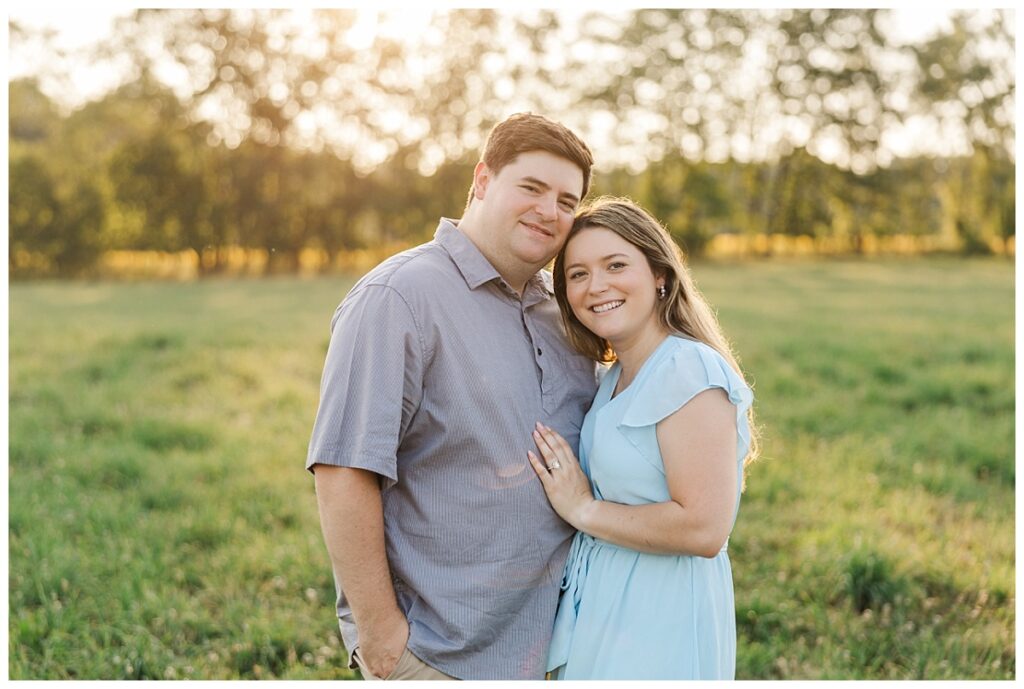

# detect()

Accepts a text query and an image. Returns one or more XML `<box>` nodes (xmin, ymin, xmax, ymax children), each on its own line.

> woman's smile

<box><xmin>591</xmin><ymin>299</ymin><xmax>624</xmax><ymax>313</ymax></box>
<box><xmin>564</xmin><ymin>227</ymin><xmax>662</xmax><ymax>345</ymax></box>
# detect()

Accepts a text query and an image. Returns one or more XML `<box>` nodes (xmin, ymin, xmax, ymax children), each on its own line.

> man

<box><xmin>306</xmin><ymin>113</ymin><xmax>597</xmax><ymax>680</ymax></box>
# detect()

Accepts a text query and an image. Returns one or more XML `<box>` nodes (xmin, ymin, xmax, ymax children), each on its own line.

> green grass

<box><xmin>8</xmin><ymin>258</ymin><xmax>1014</xmax><ymax>679</ymax></box>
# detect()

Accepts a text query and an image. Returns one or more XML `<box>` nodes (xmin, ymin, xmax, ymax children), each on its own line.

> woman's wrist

<box><xmin>570</xmin><ymin>497</ymin><xmax>599</xmax><ymax>533</ymax></box>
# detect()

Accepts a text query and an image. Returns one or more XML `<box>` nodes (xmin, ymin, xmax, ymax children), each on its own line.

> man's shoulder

<box><xmin>352</xmin><ymin>241</ymin><xmax>457</xmax><ymax>297</ymax></box>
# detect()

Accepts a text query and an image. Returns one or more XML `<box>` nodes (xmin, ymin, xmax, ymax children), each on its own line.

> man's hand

<box><xmin>359</xmin><ymin>613</ymin><xmax>410</xmax><ymax>679</ymax></box>
<box><xmin>314</xmin><ymin>466</ymin><xmax>407</xmax><ymax>679</ymax></box>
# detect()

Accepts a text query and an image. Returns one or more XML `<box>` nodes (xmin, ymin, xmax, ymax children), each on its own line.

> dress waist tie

<box><xmin>546</xmin><ymin>533</ymin><xmax>597</xmax><ymax>671</ymax></box>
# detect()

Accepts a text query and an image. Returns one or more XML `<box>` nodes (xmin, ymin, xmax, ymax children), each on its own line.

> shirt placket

<box><xmin>521</xmin><ymin>291</ymin><xmax>559</xmax><ymax>414</ymax></box>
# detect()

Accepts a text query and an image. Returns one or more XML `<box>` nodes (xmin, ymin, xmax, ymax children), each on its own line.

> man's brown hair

<box><xmin>465</xmin><ymin>113</ymin><xmax>594</xmax><ymax>209</ymax></box>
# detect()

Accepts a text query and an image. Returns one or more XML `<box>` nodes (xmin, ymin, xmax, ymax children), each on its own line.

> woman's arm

<box><xmin>529</xmin><ymin>388</ymin><xmax>738</xmax><ymax>557</ymax></box>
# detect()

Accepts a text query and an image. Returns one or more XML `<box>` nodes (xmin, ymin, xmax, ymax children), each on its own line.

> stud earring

<box><xmin>658</xmin><ymin>284</ymin><xmax>667</xmax><ymax>299</ymax></box>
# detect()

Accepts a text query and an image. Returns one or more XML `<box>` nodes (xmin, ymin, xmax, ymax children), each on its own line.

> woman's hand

<box><xmin>528</xmin><ymin>422</ymin><xmax>597</xmax><ymax>531</ymax></box>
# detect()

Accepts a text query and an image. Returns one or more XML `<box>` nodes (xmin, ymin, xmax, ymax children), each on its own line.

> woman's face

<box><xmin>562</xmin><ymin>226</ymin><xmax>663</xmax><ymax>346</ymax></box>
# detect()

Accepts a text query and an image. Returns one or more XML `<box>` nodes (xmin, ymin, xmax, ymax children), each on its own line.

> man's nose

<box><xmin>536</xmin><ymin>194</ymin><xmax>558</xmax><ymax>221</ymax></box>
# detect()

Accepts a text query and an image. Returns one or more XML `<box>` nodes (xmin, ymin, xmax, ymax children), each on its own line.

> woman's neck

<box><xmin>612</xmin><ymin>325</ymin><xmax>671</xmax><ymax>394</ymax></box>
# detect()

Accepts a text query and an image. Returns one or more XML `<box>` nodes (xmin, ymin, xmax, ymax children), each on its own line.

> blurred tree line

<box><xmin>8</xmin><ymin>8</ymin><xmax>1015</xmax><ymax>277</ymax></box>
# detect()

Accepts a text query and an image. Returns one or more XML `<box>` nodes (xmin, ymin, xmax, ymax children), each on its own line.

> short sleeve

<box><xmin>619</xmin><ymin>339</ymin><xmax>753</xmax><ymax>457</ymax></box>
<box><xmin>305</xmin><ymin>284</ymin><xmax>424</xmax><ymax>489</ymax></box>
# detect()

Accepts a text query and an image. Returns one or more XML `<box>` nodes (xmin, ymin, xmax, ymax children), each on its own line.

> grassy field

<box><xmin>8</xmin><ymin>258</ymin><xmax>1015</xmax><ymax>679</ymax></box>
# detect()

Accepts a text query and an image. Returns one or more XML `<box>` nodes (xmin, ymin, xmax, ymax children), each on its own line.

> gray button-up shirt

<box><xmin>306</xmin><ymin>219</ymin><xmax>598</xmax><ymax>680</ymax></box>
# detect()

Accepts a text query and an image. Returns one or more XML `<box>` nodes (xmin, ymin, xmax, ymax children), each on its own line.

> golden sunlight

<box><xmin>343</xmin><ymin>10</ymin><xmax>379</xmax><ymax>50</ymax></box>
<box><xmin>340</xmin><ymin>9</ymin><xmax>436</xmax><ymax>50</ymax></box>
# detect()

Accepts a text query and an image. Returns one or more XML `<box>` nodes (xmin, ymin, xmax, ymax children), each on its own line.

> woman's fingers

<box><xmin>532</xmin><ymin>428</ymin><xmax>557</xmax><ymax>464</ymax></box>
<box><xmin>527</xmin><ymin>450</ymin><xmax>551</xmax><ymax>483</ymax></box>
<box><xmin>549</xmin><ymin>428</ymin><xmax>574</xmax><ymax>457</ymax></box>
<box><xmin>537</xmin><ymin>423</ymin><xmax>572</xmax><ymax>467</ymax></box>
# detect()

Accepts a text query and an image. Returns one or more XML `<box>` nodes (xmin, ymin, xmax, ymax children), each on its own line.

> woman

<box><xmin>527</xmin><ymin>197</ymin><xmax>758</xmax><ymax>680</ymax></box>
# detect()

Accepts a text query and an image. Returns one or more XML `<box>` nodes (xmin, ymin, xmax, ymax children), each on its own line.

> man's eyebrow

<box><xmin>521</xmin><ymin>176</ymin><xmax>580</xmax><ymax>205</ymax></box>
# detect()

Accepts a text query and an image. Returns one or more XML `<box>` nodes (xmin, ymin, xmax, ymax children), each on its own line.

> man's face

<box><xmin>472</xmin><ymin>150</ymin><xmax>585</xmax><ymax>270</ymax></box>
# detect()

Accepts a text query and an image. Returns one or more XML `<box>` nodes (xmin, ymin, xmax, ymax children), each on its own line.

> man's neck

<box><xmin>456</xmin><ymin>215</ymin><xmax>537</xmax><ymax>296</ymax></box>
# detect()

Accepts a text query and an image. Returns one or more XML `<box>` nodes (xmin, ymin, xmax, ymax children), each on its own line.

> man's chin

<box><xmin>527</xmin><ymin>253</ymin><xmax>559</xmax><ymax>271</ymax></box>
<box><xmin>516</xmin><ymin>239</ymin><xmax>560</xmax><ymax>264</ymax></box>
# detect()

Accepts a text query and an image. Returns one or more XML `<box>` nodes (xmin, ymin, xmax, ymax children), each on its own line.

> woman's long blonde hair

<box><xmin>553</xmin><ymin>196</ymin><xmax>761</xmax><ymax>472</ymax></box>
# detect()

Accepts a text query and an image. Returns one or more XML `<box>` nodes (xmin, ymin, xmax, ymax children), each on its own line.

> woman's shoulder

<box><xmin>665</xmin><ymin>335</ymin><xmax>745</xmax><ymax>377</ymax></box>
<box><xmin>622</xmin><ymin>335</ymin><xmax>752</xmax><ymax>428</ymax></box>
<box><xmin>663</xmin><ymin>333</ymin><xmax>724</xmax><ymax>363</ymax></box>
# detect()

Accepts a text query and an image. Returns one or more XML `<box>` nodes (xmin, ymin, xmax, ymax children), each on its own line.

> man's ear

<box><xmin>472</xmin><ymin>162</ymin><xmax>491</xmax><ymax>200</ymax></box>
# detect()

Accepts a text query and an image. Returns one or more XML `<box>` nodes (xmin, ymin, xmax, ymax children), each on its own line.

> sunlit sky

<box><xmin>4</xmin><ymin>4</ymin><xmax>965</xmax><ymax>104</ymax></box>
<box><xmin>5</xmin><ymin>4</ymin><xmax>966</xmax><ymax>54</ymax></box>
<box><xmin>5</xmin><ymin>4</ymin><xmax>1017</xmax><ymax>170</ymax></box>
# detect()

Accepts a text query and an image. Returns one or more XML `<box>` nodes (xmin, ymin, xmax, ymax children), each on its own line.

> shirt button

<box><xmin>537</xmin><ymin>347</ymin><xmax>543</xmax><ymax>356</ymax></box>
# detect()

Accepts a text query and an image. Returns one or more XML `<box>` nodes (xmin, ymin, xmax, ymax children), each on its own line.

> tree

<box><xmin>9</xmin><ymin>155</ymin><xmax>105</xmax><ymax>275</ymax></box>
<box><xmin>10</xmin><ymin>156</ymin><xmax>61</xmax><ymax>274</ymax></box>
<box><xmin>108</xmin><ymin>129</ymin><xmax>213</xmax><ymax>269</ymax></box>
<box><xmin>54</xmin><ymin>182</ymin><xmax>106</xmax><ymax>274</ymax></box>
<box><xmin>673</xmin><ymin>165</ymin><xmax>733</xmax><ymax>256</ymax></box>
<box><xmin>909</xmin><ymin>10</ymin><xmax>1015</xmax><ymax>251</ymax></box>
<box><xmin>9</xmin><ymin>79</ymin><xmax>61</xmax><ymax>146</ymax></box>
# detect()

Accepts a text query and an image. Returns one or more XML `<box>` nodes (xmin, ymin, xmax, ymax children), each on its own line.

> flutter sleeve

<box><xmin>619</xmin><ymin>337</ymin><xmax>754</xmax><ymax>460</ymax></box>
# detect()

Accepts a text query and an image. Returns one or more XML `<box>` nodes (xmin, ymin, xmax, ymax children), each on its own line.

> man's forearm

<box><xmin>314</xmin><ymin>466</ymin><xmax>404</xmax><ymax>632</ymax></box>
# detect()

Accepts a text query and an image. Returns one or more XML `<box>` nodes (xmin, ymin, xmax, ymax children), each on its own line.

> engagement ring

<box><xmin>549</xmin><ymin>461</ymin><xmax>562</xmax><ymax>470</ymax></box>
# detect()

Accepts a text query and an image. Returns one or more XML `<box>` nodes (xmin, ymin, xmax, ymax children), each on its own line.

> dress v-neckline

<box><xmin>606</xmin><ymin>335</ymin><xmax>674</xmax><ymax>403</ymax></box>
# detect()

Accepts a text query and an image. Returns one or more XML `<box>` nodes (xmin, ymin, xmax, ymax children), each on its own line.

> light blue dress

<box><xmin>547</xmin><ymin>335</ymin><xmax>753</xmax><ymax>680</ymax></box>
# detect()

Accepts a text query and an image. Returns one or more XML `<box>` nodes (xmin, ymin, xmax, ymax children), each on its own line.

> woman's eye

<box><xmin>569</xmin><ymin>271</ymin><xmax>586</xmax><ymax>280</ymax></box>
<box><xmin>609</xmin><ymin>262</ymin><xmax>626</xmax><ymax>270</ymax></box>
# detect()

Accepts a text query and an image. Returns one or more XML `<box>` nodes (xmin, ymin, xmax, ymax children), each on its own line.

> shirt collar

<box><xmin>435</xmin><ymin>218</ymin><xmax>501</xmax><ymax>290</ymax></box>
<box><xmin>523</xmin><ymin>269</ymin><xmax>555</xmax><ymax>307</ymax></box>
<box><xmin>435</xmin><ymin>218</ymin><xmax>555</xmax><ymax>303</ymax></box>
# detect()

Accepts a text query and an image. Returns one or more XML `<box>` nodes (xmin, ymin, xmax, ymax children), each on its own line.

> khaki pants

<box><xmin>353</xmin><ymin>646</ymin><xmax>456</xmax><ymax>681</ymax></box>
